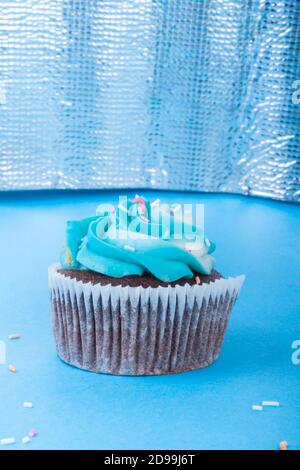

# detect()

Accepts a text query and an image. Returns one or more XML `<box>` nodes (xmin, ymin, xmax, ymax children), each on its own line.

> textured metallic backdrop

<box><xmin>0</xmin><ymin>0</ymin><xmax>299</xmax><ymax>201</ymax></box>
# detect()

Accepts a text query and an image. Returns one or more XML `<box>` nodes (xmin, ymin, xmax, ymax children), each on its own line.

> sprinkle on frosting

<box><xmin>64</xmin><ymin>247</ymin><xmax>73</xmax><ymax>266</ymax></box>
<box><xmin>124</xmin><ymin>245</ymin><xmax>136</xmax><ymax>252</ymax></box>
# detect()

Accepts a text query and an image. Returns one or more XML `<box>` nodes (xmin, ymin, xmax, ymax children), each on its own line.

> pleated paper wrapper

<box><xmin>49</xmin><ymin>264</ymin><xmax>245</xmax><ymax>376</ymax></box>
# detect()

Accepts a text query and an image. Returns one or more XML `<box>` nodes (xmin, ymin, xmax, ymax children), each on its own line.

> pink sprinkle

<box><xmin>132</xmin><ymin>196</ymin><xmax>145</xmax><ymax>204</ymax></box>
<box><xmin>28</xmin><ymin>429</ymin><xmax>37</xmax><ymax>438</ymax></box>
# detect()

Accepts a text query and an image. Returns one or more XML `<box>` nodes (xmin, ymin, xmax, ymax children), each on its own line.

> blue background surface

<box><xmin>0</xmin><ymin>190</ymin><xmax>299</xmax><ymax>450</ymax></box>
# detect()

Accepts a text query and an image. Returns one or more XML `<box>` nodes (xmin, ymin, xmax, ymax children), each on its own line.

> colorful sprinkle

<box><xmin>131</xmin><ymin>196</ymin><xmax>147</xmax><ymax>217</ymax></box>
<box><xmin>280</xmin><ymin>441</ymin><xmax>288</xmax><ymax>451</ymax></box>
<box><xmin>262</xmin><ymin>401</ymin><xmax>280</xmax><ymax>407</ymax></box>
<box><xmin>23</xmin><ymin>402</ymin><xmax>33</xmax><ymax>408</ymax></box>
<box><xmin>185</xmin><ymin>243</ymin><xmax>195</xmax><ymax>253</ymax></box>
<box><xmin>252</xmin><ymin>405</ymin><xmax>263</xmax><ymax>411</ymax></box>
<box><xmin>1</xmin><ymin>438</ymin><xmax>15</xmax><ymax>446</ymax></box>
<box><xmin>195</xmin><ymin>276</ymin><xmax>201</xmax><ymax>285</ymax></box>
<box><xmin>28</xmin><ymin>429</ymin><xmax>37</xmax><ymax>438</ymax></box>
<box><xmin>132</xmin><ymin>196</ymin><xmax>145</xmax><ymax>204</ymax></box>
<box><xmin>64</xmin><ymin>247</ymin><xmax>73</xmax><ymax>265</ymax></box>
<box><xmin>8</xmin><ymin>333</ymin><xmax>21</xmax><ymax>340</ymax></box>
<box><xmin>8</xmin><ymin>365</ymin><xmax>17</xmax><ymax>373</ymax></box>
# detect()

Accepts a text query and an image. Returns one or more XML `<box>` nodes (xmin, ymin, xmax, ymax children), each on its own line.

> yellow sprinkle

<box><xmin>8</xmin><ymin>365</ymin><xmax>17</xmax><ymax>373</ymax></box>
<box><xmin>65</xmin><ymin>247</ymin><xmax>73</xmax><ymax>265</ymax></box>
<box><xmin>279</xmin><ymin>441</ymin><xmax>288</xmax><ymax>451</ymax></box>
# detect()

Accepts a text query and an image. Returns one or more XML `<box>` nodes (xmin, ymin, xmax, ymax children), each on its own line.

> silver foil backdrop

<box><xmin>0</xmin><ymin>0</ymin><xmax>299</xmax><ymax>201</ymax></box>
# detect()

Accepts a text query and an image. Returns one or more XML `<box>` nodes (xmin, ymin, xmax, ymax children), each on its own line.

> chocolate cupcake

<box><xmin>49</xmin><ymin>197</ymin><xmax>245</xmax><ymax>375</ymax></box>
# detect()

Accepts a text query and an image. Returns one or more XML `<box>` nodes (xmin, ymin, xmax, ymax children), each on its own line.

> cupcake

<box><xmin>49</xmin><ymin>196</ymin><xmax>245</xmax><ymax>375</ymax></box>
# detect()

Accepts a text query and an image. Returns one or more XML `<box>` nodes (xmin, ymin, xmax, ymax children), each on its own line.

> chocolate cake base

<box><xmin>49</xmin><ymin>264</ymin><xmax>244</xmax><ymax>376</ymax></box>
<box><xmin>58</xmin><ymin>268</ymin><xmax>223</xmax><ymax>288</ymax></box>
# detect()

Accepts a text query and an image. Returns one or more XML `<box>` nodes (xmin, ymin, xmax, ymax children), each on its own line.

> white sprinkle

<box><xmin>252</xmin><ymin>405</ymin><xmax>263</xmax><ymax>411</ymax></box>
<box><xmin>23</xmin><ymin>402</ymin><xmax>33</xmax><ymax>408</ymax></box>
<box><xmin>124</xmin><ymin>245</ymin><xmax>135</xmax><ymax>252</ymax></box>
<box><xmin>22</xmin><ymin>437</ymin><xmax>30</xmax><ymax>444</ymax></box>
<box><xmin>1</xmin><ymin>438</ymin><xmax>15</xmax><ymax>446</ymax></box>
<box><xmin>185</xmin><ymin>243</ymin><xmax>195</xmax><ymax>252</ymax></box>
<box><xmin>262</xmin><ymin>401</ymin><xmax>280</xmax><ymax>407</ymax></box>
<box><xmin>8</xmin><ymin>333</ymin><xmax>21</xmax><ymax>340</ymax></box>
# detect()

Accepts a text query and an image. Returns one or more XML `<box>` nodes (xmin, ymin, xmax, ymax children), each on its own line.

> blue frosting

<box><xmin>61</xmin><ymin>198</ymin><xmax>216</xmax><ymax>282</ymax></box>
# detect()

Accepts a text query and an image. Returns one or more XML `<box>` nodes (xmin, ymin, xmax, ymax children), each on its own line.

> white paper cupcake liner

<box><xmin>49</xmin><ymin>264</ymin><xmax>245</xmax><ymax>375</ymax></box>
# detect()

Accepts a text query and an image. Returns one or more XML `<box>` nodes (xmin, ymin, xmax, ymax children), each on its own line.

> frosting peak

<box><xmin>61</xmin><ymin>197</ymin><xmax>216</xmax><ymax>282</ymax></box>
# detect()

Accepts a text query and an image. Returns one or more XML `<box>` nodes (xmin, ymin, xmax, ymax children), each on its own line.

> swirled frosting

<box><xmin>61</xmin><ymin>197</ymin><xmax>216</xmax><ymax>282</ymax></box>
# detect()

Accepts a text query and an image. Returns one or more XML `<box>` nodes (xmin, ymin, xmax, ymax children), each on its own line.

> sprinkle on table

<box><xmin>252</xmin><ymin>405</ymin><xmax>263</xmax><ymax>411</ymax></box>
<box><xmin>8</xmin><ymin>364</ymin><xmax>17</xmax><ymax>373</ymax></box>
<box><xmin>280</xmin><ymin>441</ymin><xmax>288</xmax><ymax>451</ymax></box>
<box><xmin>1</xmin><ymin>438</ymin><xmax>15</xmax><ymax>446</ymax></box>
<box><xmin>23</xmin><ymin>402</ymin><xmax>33</xmax><ymax>408</ymax></box>
<box><xmin>22</xmin><ymin>437</ymin><xmax>30</xmax><ymax>444</ymax></box>
<box><xmin>262</xmin><ymin>401</ymin><xmax>280</xmax><ymax>407</ymax></box>
<box><xmin>28</xmin><ymin>429</ymin><xmax>37</xmax><ymax>438</ymax></box>
<box><xmin>8</xmin><ymin>333</ymin><xmax>21</xmax><ymax>340</ymax></box>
